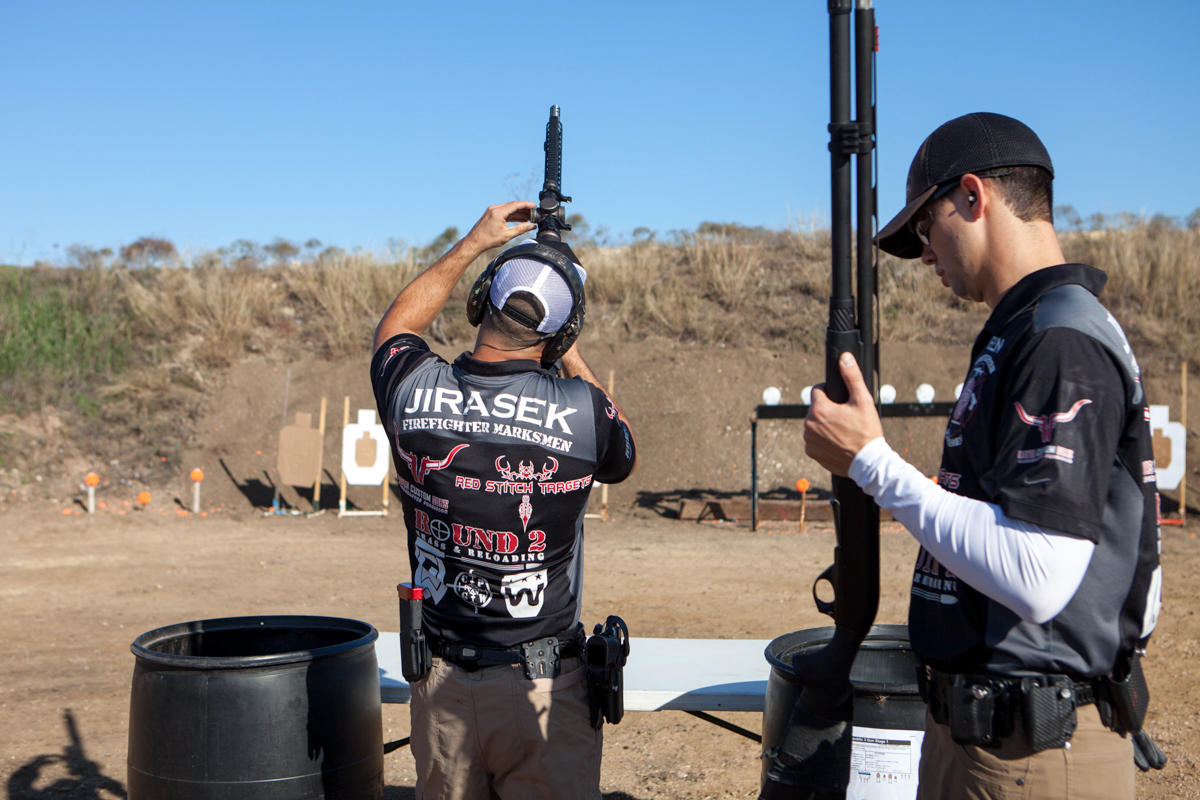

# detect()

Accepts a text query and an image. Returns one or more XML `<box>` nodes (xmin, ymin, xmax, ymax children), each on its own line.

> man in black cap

<box><xmin>804</xmin><ymin>113</ymin><xmax>1164</xmax><ymax>798</ymax></box>
<box><xmin>371</xmin><ymin>200</ymin><xmax>637</xmax><ymax>799</ymax></box>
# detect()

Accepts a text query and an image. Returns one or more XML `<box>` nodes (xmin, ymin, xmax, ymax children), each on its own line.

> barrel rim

<box><xmin>764</xmin><ymin>623</ymin><xmax>919</xmax><ymax>694</ymax></box>
<box><xmin>130</xmin><ymin>614</ymin><xmax>379</xmax><ymax>669</ymax></box>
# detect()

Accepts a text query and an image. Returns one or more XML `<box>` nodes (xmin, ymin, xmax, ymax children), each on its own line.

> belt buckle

<box><xmin>523</xmin><ymin>636</ymin><xmax>562</xmax><ymax>680</ymax></box>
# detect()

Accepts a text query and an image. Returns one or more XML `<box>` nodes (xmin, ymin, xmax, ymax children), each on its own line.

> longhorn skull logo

<box><xmin>1014</xmin><ymin>399</ymin><xmax>1092</xmax><ymax>443</ymax></box>
<box><xmin>495</xmin><ymin>455</ymin><xmax>558</xmax><ymax>482</ymax></box>
<box><xmin>397</xmin><ymin>443</ymin><xmax>470</xmax><ymax>484</ymax></box>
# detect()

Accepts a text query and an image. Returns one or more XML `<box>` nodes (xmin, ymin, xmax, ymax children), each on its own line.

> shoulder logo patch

<box><xmin>1017</xmin><ymin>446</ymin><xmax>1075</xmax><ymax>465</ymax></box>
<box><xmin>1014</xmin><ymin>399</ymin><xmax>1092</xmax><ymax>443</ymax></box>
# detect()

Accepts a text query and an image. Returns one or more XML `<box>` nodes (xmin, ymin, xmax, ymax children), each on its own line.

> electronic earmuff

<box><xmin>465</xmin><ymin>240</ymin><xmax>586</xmax><ymax>370</ymax></box>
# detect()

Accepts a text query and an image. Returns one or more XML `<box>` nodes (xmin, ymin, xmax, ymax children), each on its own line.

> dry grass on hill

<box><xmin>1</xmin><ymin>224</ymin><xmax>1195</xmax><ymax>484</ymax></box>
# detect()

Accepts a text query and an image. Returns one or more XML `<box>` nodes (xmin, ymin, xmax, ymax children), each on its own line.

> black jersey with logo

<box><xmin>911</xmin><ymin>264</ymin><xmax>1162</xmax><ymax>678</ymax></box>
<box><xmin>371</xmin><ymin>334</ymin><xmax>635</xmax><ymax>648</ymax></box>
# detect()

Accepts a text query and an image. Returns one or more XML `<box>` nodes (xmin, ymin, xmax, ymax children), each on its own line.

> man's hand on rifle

<box><xmin>462</xmin><ymin>201</ymin><xmax>536</xmax><ymax>253</ymax></box>
<box><xmin>374</xmin><ymin>201</ymin><xmax>536</xmax><ymax>351</ymax></box>
<box><xmin>804</xmin><ymin>352</ymin><xmax>884</xmax><ymax>477</ymax></box>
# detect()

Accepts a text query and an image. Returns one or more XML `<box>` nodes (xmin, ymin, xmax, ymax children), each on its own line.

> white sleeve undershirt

<box><xmin>847</xmin><ymin>437</ymin><xmax>1095</xmax><ymax>625</ymax></box>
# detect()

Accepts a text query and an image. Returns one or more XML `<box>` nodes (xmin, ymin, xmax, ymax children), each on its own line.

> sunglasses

<box><xmin>908</xmin><ymin>170</ymin><xmax>1013</xmax><ymax>246</ymax></box>
<box><xmin>909</xmin><ymin>180</ymin><xmax>959</xmax><ymax>246</ymax></box>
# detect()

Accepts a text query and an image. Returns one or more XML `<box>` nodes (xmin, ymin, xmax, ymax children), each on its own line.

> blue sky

<box><xmin>2</xmin><ymin>1</ymin><xmax>1197</xmax><ymax>263</ymax></box>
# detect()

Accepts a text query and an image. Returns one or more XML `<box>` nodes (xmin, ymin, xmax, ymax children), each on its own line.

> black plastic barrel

<box><xmin>761</xmin><ymin>624</ymin><xmax>926</xmax><ymax>795</ymax></box>
<box><xmin>128</xmin><ymin>615</ymin><xmax>383</xmax><ymax>800</ymax></box>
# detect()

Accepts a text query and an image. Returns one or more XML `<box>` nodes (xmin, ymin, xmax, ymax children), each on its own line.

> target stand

<box><xmin>337</xmin><ymin>397</ymin><xmax>391</xmax><ymax>518</ymax></box>
<box><xmin>750</xmin><ymin>401</ymin><xmax>956</xmax><ymax>530</ymax></box>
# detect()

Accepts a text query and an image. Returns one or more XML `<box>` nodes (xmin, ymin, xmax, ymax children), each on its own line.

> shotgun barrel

<box><xmin>759</xmin><ymin>2</ymin><xmax>880</xmax><ymax>797</ymax></box>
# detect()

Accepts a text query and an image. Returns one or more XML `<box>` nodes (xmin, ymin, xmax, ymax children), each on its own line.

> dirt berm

<box><xmin>2</xmin><ymin>331</ymin><xmax>1197</xmax><ymax>798</ymax></box>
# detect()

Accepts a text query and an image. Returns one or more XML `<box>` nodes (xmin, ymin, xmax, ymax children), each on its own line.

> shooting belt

<box><xmin>427</xmin><ymin>623</ymin><xmax>585</xmax><ymax>678</ymax></box>
<box><xmin>919</xmin><ymin>665</ymin><xmax>1105</xmax><ymax>752</ymax></box>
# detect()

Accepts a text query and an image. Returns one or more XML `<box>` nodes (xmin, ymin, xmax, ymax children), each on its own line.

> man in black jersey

<box><xmin>371</xmin><ymin>200</ymin><xmax>637</xmax><ymax>800</ymax></box>
<box><xmin>803</xmin><ymin>114</ymin><xmax>1161</xmax><ymax>798</ymax></box>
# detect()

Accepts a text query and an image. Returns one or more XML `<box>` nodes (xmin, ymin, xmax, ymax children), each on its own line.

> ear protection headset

<box><xmin>466</xmin><ymin>240</ymin><xmax>586</xmax><ymax>370</ymax></box>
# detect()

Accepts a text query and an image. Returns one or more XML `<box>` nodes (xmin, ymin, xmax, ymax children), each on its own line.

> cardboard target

<box><xmin>278</xmin><ymin>411</ymin><xmax>324</xmax><ymax>487</ymax></box>
<box><xmin>1149</xmin><ymin>405</ymin><xmax>1186</xmax><ymax>490</ymax></box>
<box><xmin>342</xmin><ymin>409</ymin><xmax>389</xmax><ymax>485</ymax></box>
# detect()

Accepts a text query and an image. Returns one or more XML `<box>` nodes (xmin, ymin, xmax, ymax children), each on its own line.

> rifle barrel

<box><xmin>544</xmin><ymin>105</ymin><xmax>563</xmax><ymax>194</ymax></box>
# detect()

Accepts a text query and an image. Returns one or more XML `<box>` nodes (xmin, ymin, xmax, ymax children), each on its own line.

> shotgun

<box><xmin>760</xmin><ymin>2</ymin><xmax>880</xmax><ymax>797</ymax></box>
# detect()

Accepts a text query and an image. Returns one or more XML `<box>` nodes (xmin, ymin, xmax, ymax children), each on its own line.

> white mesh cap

<box><xmin>489</xmin><ymin>243</ymin><xmax>587</xmax><ymax>334</ymax></box>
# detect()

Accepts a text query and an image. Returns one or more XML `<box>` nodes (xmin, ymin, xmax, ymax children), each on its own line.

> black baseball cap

<box><xmin>876</xmin><ymin>112</ymin><xmax>1055</xmax><ymax>259</ymax></box>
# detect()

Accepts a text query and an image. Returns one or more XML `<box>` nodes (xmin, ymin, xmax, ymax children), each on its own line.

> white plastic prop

<box><xmin>342</xmin><ymin>409</ymin><xmax>390</xmax><ymax>486</ymax></box>
<box><xmin>1149</xmin><ymin>405</ymin><xmax>1186</xmax><ymax>490</ymax></box>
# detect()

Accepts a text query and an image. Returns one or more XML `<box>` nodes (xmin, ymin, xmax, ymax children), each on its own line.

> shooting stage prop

<box><xmin>278</xmin><ymin>412</ymin><xmax>322</xmax><ymax>488</ymax></box>
<box><xmin>268</xmin><ymin>375</ymin><xmax>329</xmax><ymax>515</ymax></box>
<box><xmin>584</xmin><ymin>369</ymin><xmax>616</xmax><ymax>522</ymax></box>
<box><xmin>190</xmin><ymin>469</ymin><xmax>203</xmax><ymax>514</ymax></box>
<box><xmin>338</xmin><ymin>398</ymin><xmax>391</xmax><ymax>518</ymax></box>
<box><xmin>278</xmin><ymin>399</ymin><xmax>329</xmax><ymax>515</ymax></box>
<box><xmin>1155</xmin><ymin>361</ymin><xmax>1189</xmax><ymax>526</ymax></box>
<box><xmin>269</xmin><ymin>369</ymin><xmax>293</xmax><ymax>514</ymax></box>
<box><xmin>128</xmin><ymin>616</ymin><xmax>383</xmax><ymax>799</ymax></box>
<box><xmin>85</xmin><ymin>472</ymin><xmax>99</xmax><ymax>513</ymax></box>
<box><xmin>750</xmin><ymin>400</ymin><xmax>953</xmax><ymax>532</ymax></box>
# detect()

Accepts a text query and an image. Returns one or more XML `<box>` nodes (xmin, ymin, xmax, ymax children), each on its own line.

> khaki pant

<box><xmin>409</xmin><ymin>655</ymin><xmax>602</xmax><ymax>800</ymax></box>
<box><xmin>917</xmin><ymin>703</ymin><xmax>1134</xmax><ymax>800</ymax></box>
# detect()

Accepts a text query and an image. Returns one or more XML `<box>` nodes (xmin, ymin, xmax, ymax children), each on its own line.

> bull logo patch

<box><xmin>501</xmin><ymin>569</ymin><xmax>548</xmax><ymax>618</ymax></box>
<box><xmin>1014</xmin><ymin>399</ymin><xmax>1092</xmax><ymax>443</ymax></box>
<box><xmin>397</xmin><ymin>443</ymin><xmax>469</xmax><ymax>484</ymax></box>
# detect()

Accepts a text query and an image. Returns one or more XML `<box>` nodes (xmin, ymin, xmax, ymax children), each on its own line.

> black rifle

<box><xmin>529</xmin><ymin>105</ymin><xmax>573</xmax><ymax>241</ymax></box>
<box><xmin>760</xmin><ymin>2</ymin><xmax>879</xmax><ymax>798</ymax></box>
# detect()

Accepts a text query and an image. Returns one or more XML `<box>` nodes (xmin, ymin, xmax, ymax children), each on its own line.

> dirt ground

<box><xmin>1</xmin><ymin>506</ymin><xmax>1198</xmax><ymax>799</ymax></box>
<box><xmin>2</xmin><ymin>334</ymin><xmax>1198</xmax><ymax>798</ymax></box>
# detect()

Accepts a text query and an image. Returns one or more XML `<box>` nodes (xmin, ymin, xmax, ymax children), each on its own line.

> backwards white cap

<box><xmin>489</xmin><ymin>241</ymin><xmax>587</xmax><ymax>334</ymax></box>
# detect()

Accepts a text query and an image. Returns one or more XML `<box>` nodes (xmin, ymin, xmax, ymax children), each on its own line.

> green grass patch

<box><xmin>0</xmin><ymin>266</ymin><xmax>133</xmax><ymax>409</ymax></box>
